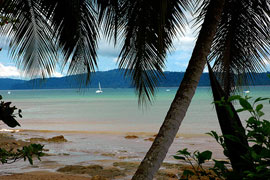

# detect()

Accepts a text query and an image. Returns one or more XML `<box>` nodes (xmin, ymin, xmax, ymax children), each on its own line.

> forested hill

<box><xmin>1</xmin><ymin>69</ymin><xmax>270</xmax><ymax>90</ymax></box>
<box><xmin>0</xmin><ymin>78</ymin><xmax>25</xmax><ymax>90</ymax></box>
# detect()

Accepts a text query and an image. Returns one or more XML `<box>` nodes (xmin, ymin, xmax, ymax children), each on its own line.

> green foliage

<box><xmin>0</xmin><ymin>95</ymin><xmax>22</xmax><ymax>118</ymax></box>
<box><xmin>175</xmin><ymin>95</ymin><xmax>270</xmax><ymax>179</ymax></box>
<box><xmin>0</xmin><ymin>95</ymin><xmax>44</xmax><ymax>165</ymax></box>
<box><xmin>208</xmin><ymin>0</ymin><xmax>270</xmax><ymax>95</ymax></box>
<box><xmin>0</xmin><ymin>15</ymin><xmax>16</xmax><ymax>26</ymax></box>
<box><xmin>213</xmin><ymin>95</ymin><xmax>270</xmax><ymax>179</ymax></box>
<box><xmin>174</xmin><ymin>148</ymin><xmax>221</xmax><ymax>180</ymax></box>
<box><xmin>0</xmin><ymin>95</ymin><xmax>21</xmax><ymax>127</ymax></box>
<box><xmin>0</xmin><ymin>144</ymin><xmax>44</xmax><ymax>165</ymax></box>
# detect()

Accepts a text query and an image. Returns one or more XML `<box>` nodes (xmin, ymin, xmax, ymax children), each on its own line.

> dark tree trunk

<box><xmin>207</xmin><ymin>62</ymin><xmax>254</xmax><ymax>173</ymax></box>
<box><xmin>132</xmin><ymin>0</ymin><xmax>226</xmax><ymax>179</ymax></box>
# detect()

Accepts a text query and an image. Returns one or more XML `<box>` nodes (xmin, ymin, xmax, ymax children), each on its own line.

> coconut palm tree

<box><xmin>0</xmin><ymin>0</ymin><xmax>225</xmax><ymax>179</ymax></box>
<box><xmin>129</xmin><ymin>0</ymin><xmax>226</xmax><ymax>178</ymax></box>
<box><xmin>207</xmin><ymin>0</ymin><xmax>270</xmax><ymax>174</ymax></box>
<box><xmin>131</xmin><ymin>0</ymin><xmax>270</xmax><ymax>178</ymax></box>
<box><xmin>210</xmin><ymin>0</ymin><xmax>270</xmax><ymax>95</ymax></box>
<box><xmin>1</xmin><ymin>0</ymin><xmax>270</xmax><ymax>179</ymax></box>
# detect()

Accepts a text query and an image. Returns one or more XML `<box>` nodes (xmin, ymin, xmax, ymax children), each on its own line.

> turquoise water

<box><xmin>1</xmin><ymin>86</ymin><xmax>269</xmax><ymax>134</ymax></box>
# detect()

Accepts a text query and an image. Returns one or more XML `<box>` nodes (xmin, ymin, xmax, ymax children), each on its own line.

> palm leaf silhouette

<box><xmin>209</xmin><ymin>0</ymin><xmax>270</xmax><ymax>95</ymax></box>
<box><xmin>1</xmin><ymin>0</ymin><xmax>57</xmax><ymax>77</ymax></box>
<box><xmin>98</xmin><ymin>0</ymin><xmax>191</xmax><ymax>104</ymax></box>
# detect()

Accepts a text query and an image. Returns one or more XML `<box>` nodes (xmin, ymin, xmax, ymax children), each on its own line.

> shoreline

<box><xmin>1</xmin><ymin>128</ymin><xmax>210</xmax><ymax>138</ymax></box>
<box><xmin>0</xmin><ymin>130</ymin><xmax>225</xmax><ymax>179</ymax></box>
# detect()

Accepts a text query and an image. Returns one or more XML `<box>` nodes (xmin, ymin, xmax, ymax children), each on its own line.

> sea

<box><xmin>0</xmin><ymin>86</ymin><xmax>269</xmax><ymax>175</ymax></box>
<box><xmin>1</xmin><ymin>86</ymin><xmax>270</xmax><ymax>134</ymax></box>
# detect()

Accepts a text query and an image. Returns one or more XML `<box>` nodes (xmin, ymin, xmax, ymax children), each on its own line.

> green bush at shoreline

<box><xmin>175</xmin><ymin>95</ymin><xmax>270</xmax><ymax>180</ymax></box>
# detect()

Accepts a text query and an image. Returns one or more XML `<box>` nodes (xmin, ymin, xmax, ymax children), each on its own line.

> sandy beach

<box><xmin>0</xmin><ymin>171</ymin><xmax>93</xmax><ymax>180</ymax></box>
<box><xmin>0</xmin><ymin>129</ymin><xmax>225</xmax><ymax>180</ymax></box>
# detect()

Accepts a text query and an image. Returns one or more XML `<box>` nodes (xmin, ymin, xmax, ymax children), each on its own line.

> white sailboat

<box><xmin>96</xmin><ymin>82</ymin><xmax>103</xmax><ymax>94</ymax></box>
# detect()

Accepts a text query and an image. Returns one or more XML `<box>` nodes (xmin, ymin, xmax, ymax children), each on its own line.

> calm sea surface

<box><xmin>1</xmin><ymin>86</ymin><xmax>270</xmax><ymax>134</ymax></box>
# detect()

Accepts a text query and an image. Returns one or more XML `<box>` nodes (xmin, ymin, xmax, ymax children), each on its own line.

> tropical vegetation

<box><xmin>174</xmin><ymin>95</ymin><xmax>270</xmax><ymax>180</ymax></box>
<box><xmin>0</xmin><ymin>95</ymin><xmax>44</xmax><ymax>165</ymax></box>
<box><xmin>0</xmin><ymin>143</ymin><xmax>44</xmax><ymax>165</ymax></box>
<box><xmin>0</xmin><ymin>0</ymin><xmax>270</xmax><ymax>179</ymax></box>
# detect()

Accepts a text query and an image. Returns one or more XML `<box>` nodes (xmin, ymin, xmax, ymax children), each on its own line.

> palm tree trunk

<box><xmin>132</xmin><ymin>0</ymin><xmax>225</xmax><ymax>179</ymax></box>
<box><xmin>207</xmin><ymin>62</ymin><xmax>253</xmax><ymax>173</ymax></box>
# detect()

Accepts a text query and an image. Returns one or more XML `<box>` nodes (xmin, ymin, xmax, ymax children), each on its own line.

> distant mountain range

<box><xmin>1</xmin><ymin>69</ymin><xmax>270</xmax><ymax>90</ymax></box>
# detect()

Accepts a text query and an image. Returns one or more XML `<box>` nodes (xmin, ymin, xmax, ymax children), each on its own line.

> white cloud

<box><xmin>52</xmin><ymin>71</ymin><xmax>63</xmax><ymax>77</ymax></box>
<box><xmin>262</xmin><ymin>59</ymin><xmax>270</xmax><ymax>72</ymax></box>
<box><xmin>0</xmin><ymin>62</ymin><xmax>64</xmax><ymax>78</ymax></box>
<box><xmin>97</xmin><ymin>34</ymin><xmax>120</xmax><ymax>58</ymax></box>
<box><xmin>0</xmin><ymin>63</ymin><xmax>21</xmax><ymax>77</ymax></box>
<box><xmin>112</xmin><ymin>57</ymin><xmax>118</xmax><ymax>63</ymax></box>
<box><xmin>172</xmin><ymin>26</ymin><xmax>196</xmax><ymax>53</ymax></box>
<box><xmin>263</xmin><ymin>59</ymin><xmax>270</xmax><ymax>66</ymax></box>
<box><xmin>0</xmin><ymin>36</ymin><xmax>11</xmax><ymax>50</ymax></box>
<box><xmin>174</xmin><ymin>62</ymin><xmax>188</xmax><ymax>68</ymax></box>
<box><xmin>203</xmin><ymin>68</ymin><xmax>209</xmax><ymax>73</ymax></box>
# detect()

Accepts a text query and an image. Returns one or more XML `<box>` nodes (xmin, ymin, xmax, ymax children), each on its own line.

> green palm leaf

<box><xmin>98</xmin><ymin>0</ymin><xmax>191</xmax><ymax>104</ymax></box>
<box><xmin>96</xmin><ymin>0</ymin><xmax>124</xmax><ymax>44</ymax></box>
<box><xmin>209</xmin><ymin>0</ymin><xmax>270</xmax><ymax>95</ymax></box>
<box><xmin>0</xmin><ymin>0</ymin><xmax>57</xmax><ymax>77</ymax></box>
<box><xmin>0</xmin><ymin>0</ymin><xmax>99</xmax><ymax>81</ymax></box>
<box><xmin>42</xmin><ymin>0</ymin><xmax>99</xmax><ymax>80</ymax></box>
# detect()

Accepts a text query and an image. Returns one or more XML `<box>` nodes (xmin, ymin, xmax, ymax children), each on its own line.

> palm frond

<box><xmin>192</xmin><ymin>0</ymin><xmax>210</xmax><ymax>28</ymax></box>
<box><xmin>209</xmin><ymin>0</ymin><xmax>270</xmax><ymax>95</ymax></box>
<box><xmin>96</xmin><ymin>0</ymin><xmax>124</xmax><ymax>44</ymax></box>
<box><xmin>0</xmin><ymin>0</ymin><xmax>99</xmax><ymax>81</ymax></box>
<box><xmin>99</xmin><ymin>0</ymin><xmax>191</xmax><ymax>104</ymax></box>
<box><xmin>0</xmin><ymin>0</ymin><xmax>57</xmax><ymax>77</ymax></box>
<box><xmin>41</xmin><ymin>0</ymin><xmax>99</xmax><ymax>81</ymax></box>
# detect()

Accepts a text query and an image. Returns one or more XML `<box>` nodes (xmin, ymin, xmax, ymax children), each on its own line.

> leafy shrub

<box><xmin>0</xmin><ymin>95</ymin><xmax>22</xmax><ymax>127</ymax></box>
<box><xmin>0</xmin><ymin>144</ymin><xmax>44</xmax><ymax>165</ymax></box>
<box><xmin>174</xmin><ymin>148</ymin><xmax>224</xmax><ymax>180</ymax></box>
<box><xmin>0</xmin><ymin>95</ymin><xmax>45</xmax><ymax>165</ymax></box>
<box><xmin>174</xmin><ymin>95</ymin><xmax>270</xmax><ymax>180</ymax></box>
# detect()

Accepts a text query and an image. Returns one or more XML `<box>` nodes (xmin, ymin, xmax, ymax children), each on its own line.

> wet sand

<box><xmin>0</xmin><ymin>171</ymin><xmax>92</xmax><ymax>180</ymax></box>
<box><xmin>0</xmin><ymin>130</ymin><xmax>225</xmax><ymax>179</ymax></box>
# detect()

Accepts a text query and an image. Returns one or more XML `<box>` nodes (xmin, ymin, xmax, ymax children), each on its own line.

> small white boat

<box><xmin>7</xmin><ymin>91</ymin><xmax>11</xmax><ymax>94</ymax></box>
<box><xmin>166</xmin><ymin>89</ymin><xmax>170</xmax><ymax>92</ymax></box>
<box><xmin>96</xmin><ymin>82</ymin><xmax>103</xmax><ymax>94</ymax></box>
<box><xmin>243</xmin><ymin>90</ymin><xmax>250</xmax><ymax>94</ymax></box>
